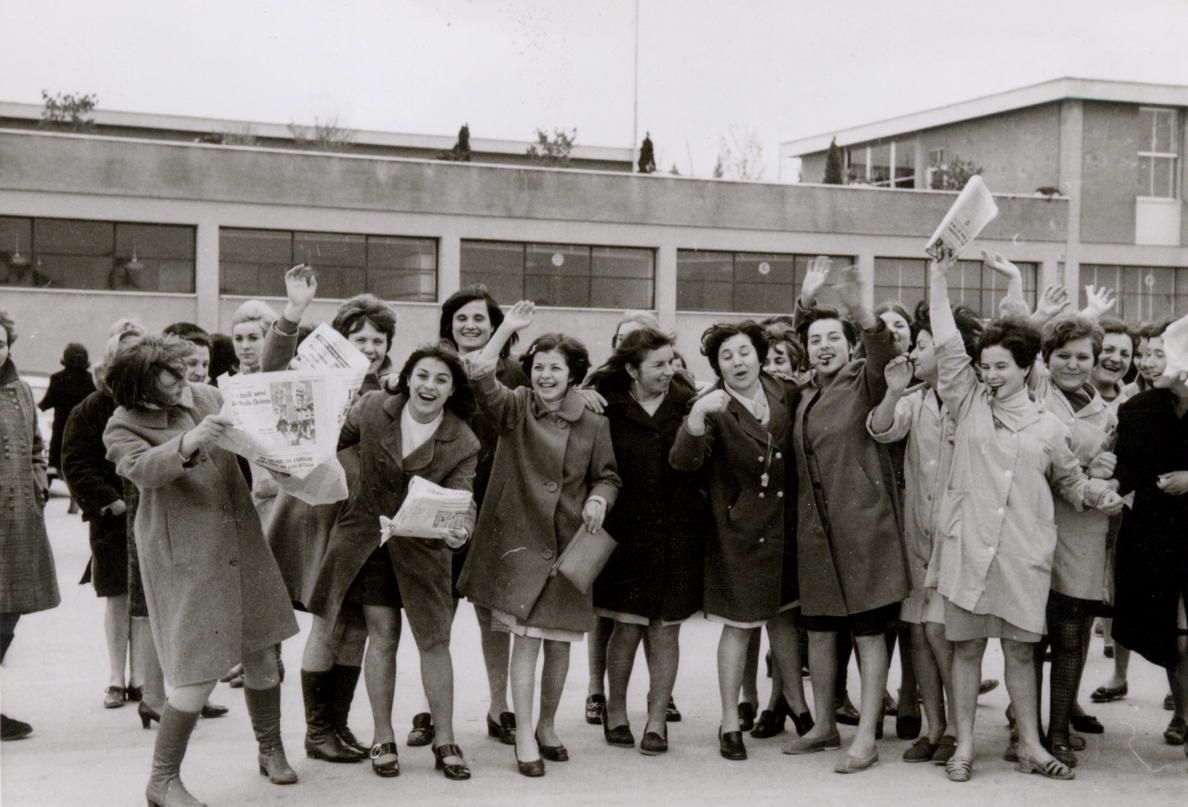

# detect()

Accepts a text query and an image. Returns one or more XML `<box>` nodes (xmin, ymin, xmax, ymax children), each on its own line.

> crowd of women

<box><xmin>1</xmin><ymin>243</ymin><xmax>1186</xmax><ymax>804</ymax></box>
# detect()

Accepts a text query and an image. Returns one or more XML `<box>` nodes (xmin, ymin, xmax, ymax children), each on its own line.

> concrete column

<box><xmin>194</xmin><ymin>219</ymin><xmax>220</xmax><ymax>331</ymax></box>
<box><xmin>655</xmin><ymin>243</ymin><xmax>678</xmax><ymax>329</ymax></box>
<box><xmin>437</xmin><ymin>232</ymin><xmax>461</xmax><ymax>300</ymax></box>
<box><xmin>858</xmin><ymin>252</ymin><xmax>876</xmax><ymax>309</ymax></box>
<box><xmin>1057</xmin><ymin>100</ymin><xmax>1084</xmax><ymax>292</ymax></box>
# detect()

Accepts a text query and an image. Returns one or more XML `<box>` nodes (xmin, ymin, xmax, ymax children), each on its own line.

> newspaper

<box><xmin>216</xmin><ymin>368</ymin><xmax>360</xmax><ymax>479</ymax></box>
<box><xmin>378</xmin><ymin>476</ymin><xmax>473</xmax><ymax>543</ymax></box>
<box><xmin>925</xmin><ymin>175</ymin><xmax>999</xmax><ymax>260</ymax></box>
<box><xmin>295</xmin><ymin>323</ymin><xmax>370</xmax><ymax>429</ymax></box>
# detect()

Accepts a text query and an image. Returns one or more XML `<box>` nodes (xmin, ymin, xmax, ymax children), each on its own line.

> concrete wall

<box><xmin>1080</xmin><ymin>101</ymin><xmax>1142</xmax><ymax>244</ymax></box>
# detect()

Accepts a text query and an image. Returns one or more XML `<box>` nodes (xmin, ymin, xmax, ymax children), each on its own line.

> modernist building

<box><xmin>4</xmin><ymin>99</ymin><xmax>1068</xmax><ymax>376</ymax></box>
<box><xmin>783</xmin><ymin>77</ymin><xmax>1188</xmax><ymax>323</ymax></box>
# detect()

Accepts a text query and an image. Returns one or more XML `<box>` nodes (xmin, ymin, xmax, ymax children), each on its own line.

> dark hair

<box><xmin>914</xmin><ymin>301</ymin><xmax>985</xmax><ymax>362</ymax></box>
<box><xmin>163</xmin><ymin>322</ymin><xmax>212</xmax><ymax>352</ymax></box>
<box><xmin>1041</xmin><ymin>315</ymin><xmax>1104</xmax><ymax>362</ymax></box>
<box><xmin>759</xmin><ymin>314</ymin><xmax>797</xmax><ymax>328</ymax></box>
<box><xmin>439</xmin><ymin>286</ymin><xmax>514</xmax><ymax>358</ymax></box>
<box><xmin>1098</xmin><ymin>317</ymin><xmax>1133</xmax><ymax>340</ymax></box>
<box><xmin>700</xmin><ymin>321</ymin><xmax>768</xmax><ymax>379</ymax></box>
<box><xmin>795</xmin><ymin>306</ymin><xmax>857</xmax><ymax>351</ymax></box>
<box><xmin>208</xmin><ymin>333</ymin><xmax>238</xmax><ymax>379</ymax></box>
<box><xmin>612</xmin><ymin>310</ymin><xmax>662</xmax><ymax>348</ymax></box>
<box><xmin>977</xmin><ymin>318</ymin><xmax>1042</xmax><ymax>369</ymax></box>
<box><xmin>875</xmin><ymin>300</ymin><xmax>913</xmax><ymax>327</ymax></box>
<box><xmin>61</xmin><ymin>342</ymin><xmax>89</xmax><ymax>370</ymax></box>
<box><xmin>520</xmin><ymin>333</ymin><xmax>590</xmax><ymax>387</ymax></box>
<box><xmin>587</xmin><ymin>327</ymin><xmax>675</xmax><ymax>393</ymax></box>
<box><xmin>672</xmin><ymin>350</ymin><xmax>688</xmax><ymax>369</ymax></box>
<box><xmin>393</xmin><ymin>344</ymin><xmax>475</xmax><ymax>419</ymax></box>
<box><xmin>105</xmin><ymin>335</ymin><xmax>194</xmax><ymax>410</ymax></box>
<box><xmin>0</xmin><ymin>310</ymin><xmax>15</xmax><ymax>346</ymax></box>
<box><xmin>1142</xmin><ymin>319</ymin><xmax>1173</xmax><ymax>341</ymax></box>
<box><xmin>764</xmin><ymin>321</ymin><xmax>806</xmax><ymax>370</ymax></box>
<box><xmin>332</xmin><ymin>294</ymin><xmax>396</xmax><ymax>350</ymax></box>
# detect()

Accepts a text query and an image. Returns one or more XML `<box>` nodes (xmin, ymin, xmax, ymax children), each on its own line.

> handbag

<box><xmin>549</xmin><ymin>525</ymin><xmax>617</xmax><ymax>595</ymax></box>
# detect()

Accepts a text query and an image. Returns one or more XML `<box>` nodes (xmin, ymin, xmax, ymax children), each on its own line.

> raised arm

<box><xmin>792</xmin><ymin>256</ymin><xmax>830</xmax><ymax>329</ymax></box>
<box><xmin>929</xmin><ymin>256</ymin><xmax>980</xmax><ymax>414</ymax></box>
<box><xmin>104</xmin><ymin>410</ymin><xmax>233</xmax><ymax>490</ymax></box>
<box><xmin>669</xmin><ymin>389</ymin><xmax>730</xmax><ymax>471</ymax></box>
<box><xmin>262</xmin><ymin>264</ymin><xmax>317</xmax><ymax>372</ymax></box>
<box><xmin>868</xmin><ymin>357</ymin><xmax>915</xmax><ymax>439</ymax></box>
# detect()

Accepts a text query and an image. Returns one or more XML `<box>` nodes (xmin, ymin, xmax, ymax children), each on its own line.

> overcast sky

<box><xmin>3</xmin><ymin>0</ymin><xmax>1187</xmax><ymax>180</ymax></box>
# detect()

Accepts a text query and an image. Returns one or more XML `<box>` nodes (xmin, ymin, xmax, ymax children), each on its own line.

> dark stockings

<box><xmin>1044</xmin><ymin>611</ymin><xmax>1090</xmax><ymax>747</ymax></box>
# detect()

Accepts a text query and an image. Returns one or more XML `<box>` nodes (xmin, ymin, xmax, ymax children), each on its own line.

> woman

<box><xmin>39</xmin><ymin>342</ymin><xmax>94</xmax><ymax>493</ymax></box>
<box><xmin>670</xmin><ymin>320</ymin><xmax>812</xmax><ymax>762</ymax></box>
<box><xmin>0</xmin><ymin>310</ymin><xmax>60</xmax><ymax>742</ymax></box>
<box><xmin>1110</xmin><ymin>320</ymin><xmax>1188</xmax><ymax>756</ymax></box>
<box><xmin>783</xmin><ymin>258</ymin><xmax>905</xmax><ymax>773</ymax></box>
<box><xmin>230</xmin><ymin>300</ymin><xmax>277</xmax><ymax>375</ymax></box>
<box><xmin>588</xmin><ymin>328</ymin><xmax>706</xmax><ymax>754</ymax></box>
<box><xmin>1092</xmin><ymin>318</ymin><xmax>1136</xmax><ymax>408</ymax></box>
<box><xmin>927</xmin><ymin>256</ymin><xmax>1122</xmax><ymax>783</ymax></box>
<box><xmin>458</xmin><ymin>301</ymin><xmax>620</xmax><ymax>777</ymax></box>
<box><xmin>436</xmin><ymin>285</ymin><xmax>530</xmax><ymax>746</ymax></box>
<box><xmin>867</xmin><ymin>302</ymin><xmax>985</xmax><ymax>764</ymax></box>
<box><xmin>263</xmin><ymin>264</ymin><xmax>396</xmax><ymax>764</ymax></box>
<box><xmin>306</xmin><ymin>345</ymin><xmax>479</xmax><ymax>780</ymax></box>
<box><xmin>103</xmin><ymin>335</ymin><xmax>300</xmax><ymax>803</ymax></box>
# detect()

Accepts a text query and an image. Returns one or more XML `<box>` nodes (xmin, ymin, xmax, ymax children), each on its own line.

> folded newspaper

<box><xmin>924</xmin><ymin>175</ymin><xmax>999</xmax><ymax>261</ymax></box>
<box><xmin>379</xmin><ymin>476</ymin><xmax>474</xmax><ymax>543</ymax></box>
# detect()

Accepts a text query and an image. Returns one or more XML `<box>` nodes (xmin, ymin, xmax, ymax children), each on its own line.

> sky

<box><xmin>3</xmin><ymin>0</ymin><xmax>1187</xmax><ymax>181</ymax></box>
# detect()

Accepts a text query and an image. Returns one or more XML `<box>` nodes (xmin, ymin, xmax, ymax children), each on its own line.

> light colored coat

<box><xmin>104</xmin><ymin>383</ymin><xmax>298</xmax><ymax>686</ymax></box>
<box><xmin>933</xmin><ymin>335</ymin><xmax>1113</xmax><ymax>634</ymax></box>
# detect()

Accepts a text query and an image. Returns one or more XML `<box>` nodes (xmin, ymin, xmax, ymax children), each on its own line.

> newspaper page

<box><xmin>295</xmin><ymin>323</ymin><xmax>370</xmax><ymax>427</ymax></box>
<box><xmin>924</xmin><ymin>175</ymin><xmax>999</xmax><ymax>260</ymax></box>
<box><xmin>379</xmin><ymin>476</ymin><xmax>474</xmax><ymax>543</ymax></box>
<box><xmin>216</xmin><ymin>368</ymin><xmax>356</xmax><ymax>479</ymax></box>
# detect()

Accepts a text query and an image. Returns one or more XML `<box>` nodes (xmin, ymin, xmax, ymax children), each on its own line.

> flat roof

<box><xmin>0</xmin><ymin>100</ymin><xmax>633</xmax><ymax>163</ymax></box>
<box><xmin>780</xmin><ymin>77</ymin><xmax>1188</xmax><ymax>157</ymax></box>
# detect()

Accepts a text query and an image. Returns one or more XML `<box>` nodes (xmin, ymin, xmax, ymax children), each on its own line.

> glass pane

<box><xmin>369</xmin><ymin>268</ymin><xmax>436</xmax><ymax>302</ymax></box>
<box><xmin>734</xmin><ymin>282</ymin><xmax>797</xmax><ymax>314</ymax></box>
<box><xmin>869</xmin><ymin>143</ymin><xmax>891</xmax><ymax>186</ymax></box>
<box><xmin>1153</xmin><ymin>109</ymin><xmax>1175</xmax><ymax>154</ymax></box>
<box><xmin>295</xmin><ymin>232</ymin><xmax>366</xmax><ymax>267</ymax></box>
<box><xmin>735</xmin><ymin>253</ymin><xmax>797</xmax><ymax>285</ymax></box>
<box><xmin>676</xmin><ymin>280</ymin><xmax>732</xmax><ymax>312</ymax></box>
<box><xmin>894</xmin><ymin>141</ymin><xmax>915</xmax><ymax>188</ymax></box>
<box><xmin>1138</xmin><ymin>155</ymin><xmax>1154</xmax><ymax>196</ymax></box>
<box><xmin>677</xmin><ymin>250</ymin><xmax>732</xmax><ymax>282</ymax></box>
<box><xmin>1140</xmin><ymin>108</ymin><xmax>1156</xmax><ymax>151</ymax></box>
<box><xmin>525</xmin><ymin>273</ymin><xmax>589</xmax><ymax>308</ymax></box>
<box><xmin>1153</xmin><ymin>156</ymin><xmax>1175</xmax><ymax>198</ymax></box>
<box><xmin>116</xmin><ymin>224</ymin><xmax>195</xmax><ymax>259</ymax></box>
<box><xmin>590</xmin><ymin>277</ymin><xmax>651</xmax><ymax>310</ymax></box>
<box><xmin>461</xmin><ymin>240</ymin><xmax>524</xmax><ymax>302</ymax></box>
<box><xmin>221</xmin><ymin>228</ymin><xmax>292</xmax><ymax>262</ymax></box>
<box><xmin>0</xmin><ymin>217</ymin><xmax>34</xmax><ymax>286</ymax></box>
<box><xmin>1174</xmin><ymin>268</ymin><xmax>1188</xmax><ymax>317</ymax></box>
<box><xmin>591</xmin><ymin>246</ymin><xmax>652</xmax><ymax>279</ymax></box>
<box><xmin>368</xmin><ymin>236</ymin><xmax>437</xmax><ymax>301</ymax></box>
<box><xmin>846</xmin><ymin>148</ymin><xmax>865</xmax><ymax>182</ymax></box>
<box><xmin>35</xmin><ymin>218</ymin><xmax>113</xmax><ymax>256</ymax></box>
<box><xmin>526</xmin><ymin>244</ymin><xmax>590</xmax><ymax>278</ymax></box>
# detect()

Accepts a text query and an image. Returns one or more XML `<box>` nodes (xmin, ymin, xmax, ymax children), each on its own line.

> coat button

<box><xmin>758</xmin><ymin>537</ymin><xmax>765</xmax><ymax>543</ymax></box>
<box><xmin>545</xmin><ymin>481</ymin><xmax>558</xmax><ymax>493</ymax></box>
<box><xmin>757</xmin><ymin>456</ymin><xmax>764</xmax><ymax>462</ymax></box>
<box><xmin>758</xmin><ymin>492</ymin><xmax>765</xmax><ymax>498</ymax></box>
<box><xmin>556</xmin><ymin>419</ymin><xmax>568</xmax><ymax>429</ymax></box>
<box><xmin>542</xmin><ymin>548</ymin><xmax>554</xmax><ymax>560</ymax></box>
<box><xmin>777</xmin><ymin>491</ymin><xmax>784</xmax><ymax>498</ymax></box>
<box><xmin>775</xmin><ymin>451</ymin><xmax>782</xmax><ymax>459</ymax></box>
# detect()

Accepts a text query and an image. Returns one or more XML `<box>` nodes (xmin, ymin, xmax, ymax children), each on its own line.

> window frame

<box><xmin>1138</xmin><ymin>106</ymin><xmax>1179</xmax><ymax>200</ymax></box>
<box><xmin>676</xmin><ymin>249</ymin><xmax>855</xmax><ymax>315</ymax></box>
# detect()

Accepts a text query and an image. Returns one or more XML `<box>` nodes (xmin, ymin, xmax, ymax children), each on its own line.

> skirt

<box><xmin>943</xmin><ymin>598</ymin><xmax>1042</xmax><ymax>643</ymax></box>
<box><xmin>901</xmin><ymin>586</ymin><xmax>945</xmax><ymax>626</ymax></box>
<box><xmin>491</xmin><ymin>607</ymin><xmax>584</xmax><ymax>643</ymax></box>
<box><xmin>800</xmin><ymin>602</ymin><xmax>899</xmax><ymax>637</ymax></box>
<box><xmin>86</xmin><ymin>512</ymin><xmax>129</xmax><ymax>598</ymax></box>
<box><xmin>706</xmin><ymin>601</ymin><xmax>799</xmax><ymax>631</ymax></box>
<box><xmin>345</xmin><ymin>547</ymin><xmax>403</xmax><ymax>608</ymax></box>
<box><xmin>595</xmin><ymin>607</ymin><xmax>686</xmax><ymax>628</ymax></box>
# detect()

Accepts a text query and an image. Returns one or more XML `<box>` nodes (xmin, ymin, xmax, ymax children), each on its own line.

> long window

<box><xmin>873</xmin><ymin>257</ymin><xmax>1038</xmax><ymax>316</ymax></box>
<box><xmin>846</xmin><ymin>141</ymin><xmax>915</xmax><ymax>188</ymax></box>
<box><xmin>1138</xmin><ymin>107</ymin><xmax>1178</xmax><ymax>199</ymax></box>
<box><xmin>0</xmin><ymin>216</ymin><xmax>195</xmax><ymax>292</ymax></box>
<box><xmin>677</xmin><ymin>250</ymin><xmax>854</xmax><ymax>313</ymax></box>
<box><xmin>1080</xmin><ymin>264</ymin><xmax>1188</xmax><ymax>323</ymax></box>
<box><xmin>460</xmin><ymin>240</ymin><xmax>653</xmax><ymax>309</ymax></box>
<box><xmin>220</xmin><ymin>228</ymin><xmax>436</xmax><ymax>300</ymax></box>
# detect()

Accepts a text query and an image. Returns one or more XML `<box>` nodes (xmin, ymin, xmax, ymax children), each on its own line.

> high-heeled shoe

<box><xmin>535</xmin><ymin>730</ymin><xmax>569</xmax><ymax>761</ymax></box>
<box><xmin>370</xmin><ymin>742</ymin><xmax>400</xmax><ymax>777</ymax></box>
<box><xmin>790</xmin><ymin>709</ymin><xmax>814</xmax><ymax>737</ymax></box>
<box><xmin>433</xmin><ymin>743</ymin><xmax>471</xmax><ymax>780</ymax></box>
<box><xmin>487</xmin><ymin>712</ymin><xmax>516</xmax><ymax>745</ymax></box>
<box><xmin>125</xmin><ymin>686</ymin><xmax>143</xmax><ymax>703</ymax></box>
<box><xmin>104</xmin><ymin>686</ymin><xmax>126</xmax><ymax>709</ymax></box>
<box><xmin>603</xmin><ymin>709</ymin><xmax>635</xmax><ymax>748</ymax></box>
<box><xmin>515</xmin><ymin>748</ymin><xmax>545</xmax><ymax>777</ymax></box>
<box><xmin>138</xmin><ymin>702</ymin><xmax>161</xmax><ymax>729</ymax></box>
<box><xmin>737</xmin><ymin>702</ymin><xmax>757</xmax><ymax>732</ymax></box>
<box><xmin>719</xmin><ymin>728</ymin><xmax>747</xmax><ymax>761</ymax></box>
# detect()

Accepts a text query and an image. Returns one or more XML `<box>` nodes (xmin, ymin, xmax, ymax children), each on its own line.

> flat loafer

<box><xmin>1090</xmin><ymin>683</ymin><xmax>1127</xmax><ymax>703</ymax></box>
<box><xmin>719</xmin><ymin>729</ymin><xmax>746</xmax><ymax>760</ymax></box>
<box><xmin>834</xmin><ymin>748</ymin><xmax>879</xmax><ymax>773</ymax></box>
<box><xmin>783</xmin><ymin>732</ymin><xmax>841</xmax><ymax>755</ymax></box>
<box><xmin>640</xmin><ymin>730</ymin><xmax>668</xmax><ymax>756</ymax></box>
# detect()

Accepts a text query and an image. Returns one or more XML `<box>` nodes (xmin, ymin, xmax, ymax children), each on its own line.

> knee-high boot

<box><xmin>301</xmin><ymin>669</ymin><xmax>365</xmax><ymax>762</ymax></box>
<box><xmin>145</xmin><ymin>705</ymin><xmax>204</xmax><ymax>807</ymax></box>
<box><xmin>244</xmin><ymin>685</ymin><xmax>298</xmax><ymax>785</ymax></box>
<box><xmin>330</xmin><ymin>664</ymin><xmax>368</xmax><ymax>755</ymax></box>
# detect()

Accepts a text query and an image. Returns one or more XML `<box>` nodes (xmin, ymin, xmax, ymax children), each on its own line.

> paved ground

<box><xmin>2</xmin><ymin>489</ymin><xmax>1185</xmax><ymax>806</ymax></box>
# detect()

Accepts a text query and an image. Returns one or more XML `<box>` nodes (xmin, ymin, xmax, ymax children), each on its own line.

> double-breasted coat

<box><xmin>595</xmin><ymin>381</ymin><xmax>706</xmax><ymax>622</ymax></box>
<box><xmin>670</xmin><ymin>373</ymin><xmax>799</xmax><ymax>624</ymax></box>
<box><xmin>306</xmin><ymin>391</ymin><xmax>479</xmax><ymax>649</ymax></box>
<box><xmin>458</xmin><ymin>371</ymin><xmax>620</xmax><ymax>634</ymax></box>
<box><xmin>61</xmin><ymin>390</ymin><xmax>129</xmax><ymax>597</ymax></box>
<box><xmin>0</xmin><ymin>360</ymin><xmax>59</xmax><ymax>615</ymax></box>
<box><xmin>103</xmin><ymin>383</ymin><xmax>298</xmax><ymax>686</ymax></box>
<box><xmin>1111</xmin><ymin>389</ymin><xmax>1188</xmax><ymax>669</ymax></box>
<box><xmin>793</xmin><ymin>321</ymin><xmax>908</xmax><ymax>618</ymax></box>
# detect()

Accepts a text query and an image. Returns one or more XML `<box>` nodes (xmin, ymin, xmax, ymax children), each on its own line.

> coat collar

<box><xmin>724</xmin><ymin>374</ymin><xmax>788</xmax><ymax>444</ymax></box>
<box><xmin>529</xmin><ymin>388</ymin><xmax>585</xmax><ymax>422</ymax></box>
<box><xmin>0</xmin><ymin>359</ymin><xmax>17</xmax><ymax>386</ymax></box>
<box><xmin>603</xmin><ymin>383</ymin><xmax>689</xmax><ymax>430</ymax></box>
<box><xmin>379</xmin><ymin>393</ymin><xmax>462</xmax><ymax>472</ymax></box>
<box><xmin>132</xmin><ymin>386</ymin><xmax>197</xmax><ymax>429</ymax></box>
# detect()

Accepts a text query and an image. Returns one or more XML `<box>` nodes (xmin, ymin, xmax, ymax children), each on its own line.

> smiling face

<box><xmin>406</xmin><ymin>357</ymin><xmax>454</xmax><ymax>423</ymax></box>
<box><xmin>806</xmin><ymin>318</ymin><xmax>851</xmax><ymax>379</ymax></box>
<box><xmin>717</xmin><ymin>333</ymin><xmax>761</xmax><ymax>394</ymax></box>
<box><xmin>880</xmin><ymin>310</ymin><xmax>912</xmax><ymax>354</ymax></box>
<box><xmin>627</xmin><ymin>345</ymin><xmax>675</xmax><ymax>399</ymax></box>
<box><xmin>1140</xmin><ymin>336</ymin><xmax>1166</xmax><ymax>381</ymax></box>
<box><xmin>1094</xmin><ymin>332</ymin><xmax>1133</xmax><ymax>389</ymax></box>
<box><xmin>1134</xmin><ymin>337</ymin><xmax>1151</xmax><ymax>380</ymax></box>
<box><xmin>1048</xmin><ymin>336</ymin><xmax>1096</xmax><ymax>393</ymax></box>
<box><xmin>0</xmin><ymin>325</ymin><xmax>9</xmax><ymax>368</ymax></box>
<box><xmin>155</xmin><ymin>367</ymin><xmax>188</xmax><ymax>408</ymax></box>
<box><xmin>979</xmin><ymin>344</ymin><xmax>1028</xmax><ymax>399</ymax></box>
<box><xmin>347</xmin><ymin>320</ymin><xmax>389</xmax><ymax>373</ymax></box>
<box><xmin>182</xmin><ymin>345</ymin><xmax>210</xmax><ymax>384</ymax></box>
<box><xmin>452</xmin><ymin>299</ymin><xmax>494</xmax><ymax>353</ymax></box>
<box><xmin>231</xmin><ymin>320</ymin><xmax>266</xmax><ymax>371</ymax></box>
<box><xmin>909</xmin><ymin>329</ymin><xmax>938</xmax><ymax>383</ymax></box>
<box><xmin>531</xmin><ymin>349</ymin><xmax>571</xmax><ymax>404</ymax></box>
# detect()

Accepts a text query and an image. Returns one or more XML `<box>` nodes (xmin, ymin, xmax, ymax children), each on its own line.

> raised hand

<box><xmin>503</xmin><ymin>300</ymin><xmax>536</xmax><ymax>333</ymax></box>
<box><xmin>982</xmin><ymin>250</ymin><xmax>1021</xmax><ymax>281</ymax></box>
<box><xmin>283</xmin><ymin>263</ymin><xmax>317</xmax><ymax>319</ymax></box>
<box><xmin>1036</xmin><ymin>284</ymin><xmax>1072</xmax><ymax>320</ymax></box>
<box><xmin>800</xmin><ymin>256</ymin><xmax>831</xmax><ymax>306</ymax></box>
<box><xmin>1081</xmin><ymin>285</ymin><xmax>1117</xmax><ymax>320</ymax></box>
<box><xmin>884</xmin><ymin>355</ymin><xmax>914</xmax><ymax>395</ymax></box>
<box><xmin>832</xmin><ymin>263</ymin><xmax>865</xmax><ymax>313</ymax></box>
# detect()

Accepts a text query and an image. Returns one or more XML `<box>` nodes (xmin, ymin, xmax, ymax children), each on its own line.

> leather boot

<box><xmin>145</xmin><ymin>705</ymin><xmax>205</xmax><ymax>807</ymax></box>
<box><xmin>245</xmin><ymin>685</ymin><xmax>297</xmax><ymax>785</ymax></box>
<box><xmin>302</xmin><ymin>669</ymin><xmax>364</xmax><ymax>762</ymax></box>
<box><xmin>330</xmin><ymin>664</ymin><xmax>367</xmax><ymax>756</ymax></box>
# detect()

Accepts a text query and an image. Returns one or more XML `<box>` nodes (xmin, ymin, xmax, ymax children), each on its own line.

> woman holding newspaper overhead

<box><xmin>457</xmin><ymin>301</ymin><xmax>621</xmax><ymax>778</ymax></box>
<box><xmin>306</xmin><ymin>344</ymin><xmax>480</xmax><ymax>781</ymax></box>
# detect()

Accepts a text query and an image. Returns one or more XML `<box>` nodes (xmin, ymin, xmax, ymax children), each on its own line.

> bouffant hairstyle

<box><xmin>700</xmin><ymin>321</ymin><xmax>768</xmax><ymax>379</ymax></box>
<box><xmin>612</xmin><ymin>310</ymin><xmax>663</xmax><ymax>348</ymax></box>
<box><xmin>0</xmin><ymin>309</ymin><xmax>14</xmax><ymax>346</ymax></box>
<box><xmin>913</xmin><ymin>301</ymin><xmax>985</xmax><ymax>362</ymax></box>
<box><xmin>439</xmin><ymin>286</ymin><xmax>514</xmax><ymax>357</ymax></box>
<box><xmin>1142</xmin><ymin>319</ymin><xmax>1172</xmax><ymax>341</ymax></box>
<box><xmin>392</xmin><ymin>344</ymin><xmax>476</xmax><ymax>420</ymax></box>
<box><xmin>230</xmin><ymin>300</ymin><xmax>277</xmax><ymax>334</ymax></box>
<box><xmin>105</xmin><ymin>335</ymin><xmax>195</xmax><ymax>410</ymax></box>
<box><xmin>520</xmin><ymin>333</ymin><xmax>590</xmax><ymax>387</ymax></box>
<box><xmin>795</xmin><ymin>306</ymin><xmax>858</xmax><ymax>351</ymax></box>
<box><xmin>977</xmin><ymin>318</ymin><xmax>1042</xmax><ymax>369</ymax></box>
<box><xmin>163</xmin><ymin>322</ymin><xmax>212</xmax><ymax>352</ymax></box>
<box><xmin>764</xmin><ymin>321</ymin><xmax>807</xmax><ymax>370</ymax></box>
<box><xmin>587</xmin><ymin>327</ymin><xmax>674</xmax><ymax>393</ymax></box>
<box><xmin>1041</xmin><ymin>315</ymin><xmax>1105</xmax><ymax>362</ymax></box>
<box><xmin>61</xmin><ymin>342</ymin><xmax>89</xmax><ymax>370</ymax></box>
<box><xmin>332</xmin><ymin>294</ymin><xmax>396</xmax><ymax>350</ymax></box>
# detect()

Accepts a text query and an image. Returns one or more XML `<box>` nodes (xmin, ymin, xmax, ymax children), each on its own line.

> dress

<box><xmin>0</xmin><ymin>359</ymin><xmax>60</xmax><ymax>616</ymax></box>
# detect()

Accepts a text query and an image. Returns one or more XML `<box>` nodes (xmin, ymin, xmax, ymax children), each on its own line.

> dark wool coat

<box><xmin>458</xmin><ymin>372</ymin><xmax>621</xmax><ymax>634</ymax></box>
<box><xmin>39</xmin><ymin>366</ymin><xmax>95</xmax><ymax>471</ymax></box>
<box><xmin>0</xmin><ymin>360</ymin><xmax>60</xmax><ymax>614</ymax></box>
<box><xmin>670</xmin><ymin>374</ymin><xmax>799</xmax><ymax>623</ymax></box>
<box><xmin>793</xmin><ymin>322</ymin><xmax>909</xmax><ymax>618</ymax></box>
<box><xmin>1111</xmin><ymin>389</ymin><xmax>1188</xmax><ymax>670</ymax></box>
<box><xmin>594</xmin><ymin>382</ymin><xmax>707</xmax><ymax>622</ymax></box>
<box><xmin>104</xmin><ymin>383</ymin><xmax>298</xmax><ymax>687</ymax></box>
<box><xmin>61</xmin><ymin>391</ymin><xmax>129</xmax><ymax>596</ymax></box>
<box><xmin>306</xmin><ymin>391</ymin><xmax>479</xmax><ymax>649</ymax></box>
